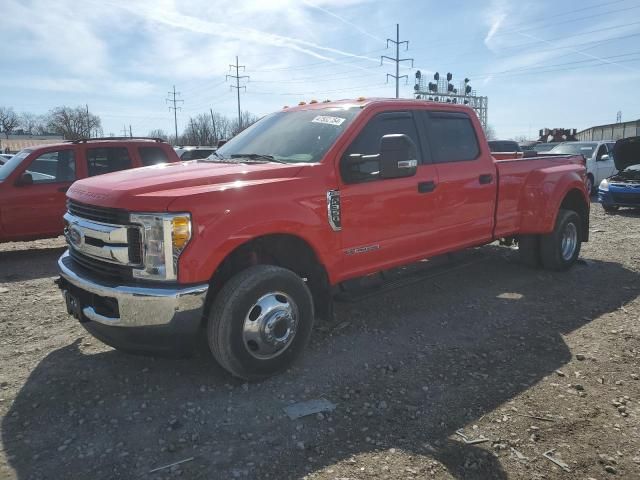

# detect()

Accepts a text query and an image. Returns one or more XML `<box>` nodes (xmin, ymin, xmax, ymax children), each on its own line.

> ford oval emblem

<box><xmin>68</xmin><ymin>226</ymin><xmax>84</xmax><ymax>248</ymax></box>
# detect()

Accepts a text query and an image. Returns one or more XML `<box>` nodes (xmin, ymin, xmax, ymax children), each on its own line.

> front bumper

<box><xmin>598</xmin><ymin>188</ymin><xmax>640</xmax><ymax>207</ymax></box>
<box><xmin>57</xmin><ymin>250</ymin><xmax>209</xmax><ymax>353</ymax></box>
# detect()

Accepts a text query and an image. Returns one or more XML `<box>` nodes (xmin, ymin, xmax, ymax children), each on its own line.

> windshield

<box><xmin>0</xmin><ymin>149</ymin><xmax>32</xmax><ymax>181</ymax></box>
<box><xmin>534</xmin><ymin>143</ymin><xmax>557</xmax><ymax>152</ymax></box>
<box><xmin>214</xmin><ymin>107</ymin><xmax>360</xmax><ymax>163</ymax></box>
<box><xmin>549</xmin><ymin>142</ymin><xmax>597</xmax><ymax>156</ymax></box>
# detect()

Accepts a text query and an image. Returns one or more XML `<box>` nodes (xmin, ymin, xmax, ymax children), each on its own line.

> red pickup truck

<box><xmin>56</xmin><ymin>99</ymin><xmax>589</xmax><ymax>379</ymax></box>
<box><xmin>0</xmin><ymin>138</ymin><xmax>179</xmax><ymax>243</ymax></box>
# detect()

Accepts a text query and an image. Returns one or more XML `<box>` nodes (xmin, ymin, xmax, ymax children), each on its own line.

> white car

<box><xmin>174</xmin><ymin>146</ymin><xmax>217</xmax><ymax>161</ymax></box>
<box><xmin>0</xmin><ymin>154</ymin><xmax>13</xmax><ymax>164</ymax></box>
<box><xmin>549</xmin><ymin>141</ymin><xmax>616</xmax><ymax>193</ymax></box>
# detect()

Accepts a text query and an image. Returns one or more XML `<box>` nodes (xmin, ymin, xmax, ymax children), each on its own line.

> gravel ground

<box><xmin>1</xmin><ymin>205</ymin><xmax>639</xmax><ymax>480</ymax></box>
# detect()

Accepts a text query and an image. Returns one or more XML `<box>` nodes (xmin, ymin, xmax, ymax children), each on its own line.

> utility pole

<box><xmin>121</xmin><ymin>125</ymin><xmax>128</xmax><ymax>136</ymax></box>
<box><xmin>381</xmin><ymin>24</ymin><xmax>414</xmax><ymax>98</ymax></box>
<box><xmin>129</xmin><ymin>125</ymin><xmax>132</xmax><ymax>138</ymax></box>
<box><xmin>165</xmin><ymin>85</ymin><xmax>183</xmax><ymax>141</ymax></box>
<box><xmin>226</xmin><ymin>56</ymin><xmax>249</xmax><ymax>131</ymax></box>
<box><xmin>85</xmin><ymin>104</ymin><xmax>90</xmax><ymax>138</ymax></box>
<box><xmin>210</xmin><ymin>108</ymin><xmax>217</xmax><ymax>143</ymax></box>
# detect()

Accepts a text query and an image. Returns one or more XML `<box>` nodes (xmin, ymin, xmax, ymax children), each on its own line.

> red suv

<box><xmin>0</xmin><ymin>137</ymin><xmax>180</xmax><ymax>243</ymax></box>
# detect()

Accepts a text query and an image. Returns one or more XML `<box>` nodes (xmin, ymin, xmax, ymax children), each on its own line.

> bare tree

<box><xmin>45</xmin><ymin>106</ymin><xmax>102</xmax><ymax>140</ymax></box>
<box><xmin>19</xmin><ymin>112</ymin><xmax>45</xmax><ymax>135</ymax></box>
<box><xmin>230</xmin><ymin>110</ymin><xmax>259</xmax><ymax>137</ymax></box>
<box><xmin>0</xmin><ymin>107</ymin><xmax>19</xmax><ymax>139</ymax></box>
<box><xmin>483</xmin><ymin>124</ymin><xmax>497</xmax><ymax>141</ymax></box>
<box><xmin>147</xmin><ymin>129</ymin><xmax>168</xmax><ymax>141</ymax></box>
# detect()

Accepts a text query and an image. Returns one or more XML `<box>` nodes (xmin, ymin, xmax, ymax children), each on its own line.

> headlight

<box><xmin>599</xmin><ymin>179</ymin><xmax>609</xmax><ymax>191</ymax></box>
<box><xmin>129</xmin><ymin>213</ymin><xmax>192</xmax><ymax>281</ymax></box>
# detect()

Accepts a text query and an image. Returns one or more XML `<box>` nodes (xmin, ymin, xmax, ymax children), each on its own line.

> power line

<box><xmin>226</xmin><ymin>56</ymin><xmax>249</xmax><ymax>129</ymax></box>
<box><xmin>165</xmin><ymin>85</ymin><xmax>183</xmax><ymax>140</ymax></box>
<box><xmin>381</xmin><ymin>24</ymin><xmax>414</xmax><ymax>98</ymax></box>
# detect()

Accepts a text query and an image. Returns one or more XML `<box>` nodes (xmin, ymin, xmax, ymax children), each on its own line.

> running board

<box><xmin>334</xmin><ymin>250</ymin><xmax>487</xmax><ymax>303</ymax></box>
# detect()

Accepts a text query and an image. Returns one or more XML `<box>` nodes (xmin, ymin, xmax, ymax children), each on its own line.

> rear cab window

<box><xmin>139</xmin><ymin>146</ymin><xmax>170</xmax><ymax>166</ymax></box>
<box><xmin>423</xmin><ymin>112</ymin><xmax>480</xmax><ymax>163</ymax></box>
<box><xmin>86</xmin><ymin>147</ymin><xmax>132</xmax><ymax>177</ymax></box>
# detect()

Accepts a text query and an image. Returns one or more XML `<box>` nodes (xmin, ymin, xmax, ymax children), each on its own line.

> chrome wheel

<box><xmin>242</xmin><ymin>292</ymin><xmax>298</xmax><ymax>360</ymax></box>
<box><xmin>560</xmin><ymin>222</ymin><xmax>577</xmax><ymax>261</ymax></box>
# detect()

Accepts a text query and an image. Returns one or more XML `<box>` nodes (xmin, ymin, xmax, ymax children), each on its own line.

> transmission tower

<box><xmin>381</xmin><ymin>24</ymin><xmax>414</xmax><ymax>98</ymax></box>
<box><xmin>227</xmin><ymin>56</ymin><xmax>250</xmax><ymax>130</ymax></box>
<box><xmin>165</xmin><ymin>85</ymin><xmax>183</xmax><ymax>141</ymax></box>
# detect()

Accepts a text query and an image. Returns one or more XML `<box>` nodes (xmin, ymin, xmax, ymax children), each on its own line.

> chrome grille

<box><xmin>64</xmin><ymin>204</ymin><xmax>144</xmax><ymax>280</ymax></box>
<box><xmin>67</xmin><ymin>200</ymin><xmax>129</xmax><ymax>225</ymax></box>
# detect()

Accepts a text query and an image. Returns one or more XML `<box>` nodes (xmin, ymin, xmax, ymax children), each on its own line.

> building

<box><xmin>577</xmin><ymin>119</ymin><xmax>640</xmax><ymax>141</ymax></box>
<box><xmin>0</xmin><ymin>134</ymin><xmax>64</xmax><ymax>154</ymax></box>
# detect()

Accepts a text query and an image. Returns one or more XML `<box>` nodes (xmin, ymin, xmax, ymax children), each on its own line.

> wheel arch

<box><xmin>204</xmin><ymin>233</ymin><xmax>333</xmax><ymax>323</ymax></box>
<box><xmin>558</xmin><ymin>188</ymin><xmax>590</xmax><ymax>241</ymax></box>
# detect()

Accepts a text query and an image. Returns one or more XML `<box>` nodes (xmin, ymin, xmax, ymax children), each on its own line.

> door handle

<box><xmin>479</xmin><ymin>174</ymin><xmax>493</xmax><ymax>184</ymax></box>
<box><xmin>418</xmin><ymin>181</ymin><xmax>436</xmax><ymax>193</ymax></box>
<box><xmin>58</xmin><ymin>186</ymin><xmax>70</xmax><ymax>193</ymax></box>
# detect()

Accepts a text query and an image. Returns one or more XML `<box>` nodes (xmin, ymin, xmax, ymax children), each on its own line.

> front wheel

<box><xmin>207</xmin><ymin>265</ymin><xmax>314</xmax><ymax>380</ymax></box>
<box><xmin>540</xmin><ymin>209</ymin><xmax>582</xmax><ymax>271</ymax></box>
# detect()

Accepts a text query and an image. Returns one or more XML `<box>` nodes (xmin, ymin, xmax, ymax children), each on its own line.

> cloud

<box><xmin>483</xmin><ymin>0</ymin><xmax>509</xmax><ymax>48</ymax></box>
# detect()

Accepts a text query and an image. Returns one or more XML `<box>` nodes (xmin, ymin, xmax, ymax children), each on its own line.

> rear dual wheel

<box><xmin>519</xmin><ymin>209</ymin><xmax>582</xmax><ymax>271</ymax></box>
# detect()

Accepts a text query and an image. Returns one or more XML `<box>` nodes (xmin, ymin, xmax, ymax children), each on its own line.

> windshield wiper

<box><xmin>230</xmin><ymin>153</ymin><xmax>289</xmax><ymax>164</ymax></box>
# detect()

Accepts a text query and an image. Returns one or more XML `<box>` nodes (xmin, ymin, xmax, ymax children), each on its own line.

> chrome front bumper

<box><xmin>57</xmin><ymin>250</ymin><xmax>208</xmax><ymax>328</ymax></box>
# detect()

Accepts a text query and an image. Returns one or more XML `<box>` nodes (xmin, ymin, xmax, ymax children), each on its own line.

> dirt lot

<box><xmin>1</xmin><ymin>205</ymin><xmax>639</xmax><ymax>480</ymax></box>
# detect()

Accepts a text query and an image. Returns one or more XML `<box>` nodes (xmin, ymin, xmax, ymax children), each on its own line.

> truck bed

<box><xmin>493</xmin><ymin>154</ymin><xmax>586</xmax><ymax>238</ymax></box>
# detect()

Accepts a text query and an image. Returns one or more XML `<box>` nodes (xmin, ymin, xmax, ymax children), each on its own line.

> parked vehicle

<box><xmin>488</xmin><ymin>140</ymin><xmax>521</xmax><ymax>153</ymax></box>
<box><xmin>549</xmin><ymin>141</ymin><xmax>616</xmax><ymax>193</ymax></box>
<box><xmin>489</xmin><ymin>140</ymin><xmax>537</xmax><ymax>159</ymax></box>
<box><xmin>0</xmin><ymin>153</ymin><xmax>13</xmax><ymax>164</ymax></box>
<box><xmin>598</xmin><ymin>136</ymin><xmax>640</xmax><ymax>212</ymax></box>
<box><xmin>533</xmin><ymin>142</ymin><xmax>560</xmax><ymax>153</ymax></box>
<box><xmin>174</xmin><ymin>146</ymin><xmax>217</xmax><ymax>161</ymax></box>
<box><xmin>56</xmin><ymin>98</ymin><xmax>590</xmax><ymax>380</ymax></box>
<box><xmin>0</xmin><ymin>137</ymin><xmax>180</xmax><ymax>242</ymax></box>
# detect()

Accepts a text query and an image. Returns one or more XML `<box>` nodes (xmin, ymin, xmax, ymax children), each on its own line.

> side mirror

<box><xmin>379</xmin><ymin>134</ymin><xmax>417</xmax><ymax>179</ymax></box>
<box><xmin>217</xmin><ymin>139</ymin><xmax>227</xmax><ymax>148</ymax></box>
<box><xmin>600</xmin><ymin>154</ymin><xmax>609</xmax><ymax>161</ymax></box>
<box><xmin>16</xmin><ymin>173</ymin><xmax>33</xmax><ymax>186</ymax></box>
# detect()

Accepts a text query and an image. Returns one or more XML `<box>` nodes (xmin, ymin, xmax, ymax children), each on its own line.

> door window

<box><xmin>341</xmin><ymin>112</ymin><xmax>421</xmax><ymax>184</ymax></box>
<box><xmin>26</xmin><ymin>150</ymin><xmax>76</xmax><ymax>184</ymax></box>
<box><xmin>87</xmin><ymin>147</ymin><xmax>132</xmax><ymax>176</ymax></box>
<box><xmin>596</xmin><ymin>144</ymin><xmax>607</xmax><ymax>161</ymax></box>
<box><xmin>426</xmin><ymin>113</ymin><xmax>480</xmax><ymax>163</ymax></box>
<box><xmin>138</xmin><ymin>146</ymin><xmax>170</xmax><ymax>166</ymax></box>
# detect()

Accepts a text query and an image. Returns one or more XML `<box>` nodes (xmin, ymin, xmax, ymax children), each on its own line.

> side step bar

<box><xmin>334</xmin><ymin>250</ymin><xmax>487</xmax><ymax>303</ymax></box>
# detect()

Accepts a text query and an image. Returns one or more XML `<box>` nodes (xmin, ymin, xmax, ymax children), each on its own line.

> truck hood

<box><xmin>67</xmin><ymin>160</ymin><xmax>305</xmax><ymax>211</ymax></box>
<box><xmin>613</xmin><ymin>136</ymin><xmax>640</xmax><ymax>171</ymax></box>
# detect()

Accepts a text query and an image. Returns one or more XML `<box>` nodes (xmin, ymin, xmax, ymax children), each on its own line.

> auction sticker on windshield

<box><xmin>312</xmin><ymin>116</ymin><xmax>346</xmax><ymax>126</ymax></box>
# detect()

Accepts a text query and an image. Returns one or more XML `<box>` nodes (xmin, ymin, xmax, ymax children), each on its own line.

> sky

<box><xmin>1</xmin><ymin>0</ymin><xmax>640</xmax><ymax>140</ymax></box>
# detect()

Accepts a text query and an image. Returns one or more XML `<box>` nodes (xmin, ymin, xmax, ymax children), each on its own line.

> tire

<box><xmin>585</xmin><ymin>175</ymin><xmax>594</xmax><ymax>195</ymax></box>
<box><xmin>540</xmin><ymin>209</ymin><xmax>582</xmax><ymax>271</ymax></box>
<box><xmin>207</xmin><ymin>265</ymin><xmax>314</xmax><ymax>380</ymax></box>
<box><xmin>603</xmin><ymin>204</ymin><xmax>619</xmax><ymax>213</ymax></box>
<box><xmin>518</xmin><ymin>234</ymin><xmax>541</xmax><ymax>268</ymax></box>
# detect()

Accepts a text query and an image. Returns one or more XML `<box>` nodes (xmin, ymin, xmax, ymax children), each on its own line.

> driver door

<box><xmin>2</xmin><ymin>148</ymin><xmax>76</xmax><ymax>239</ymax></box>
<box><xmin>338</xmin><ymin>110</ymin><xmax>440</xmax><ymax>279</ymax></box>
